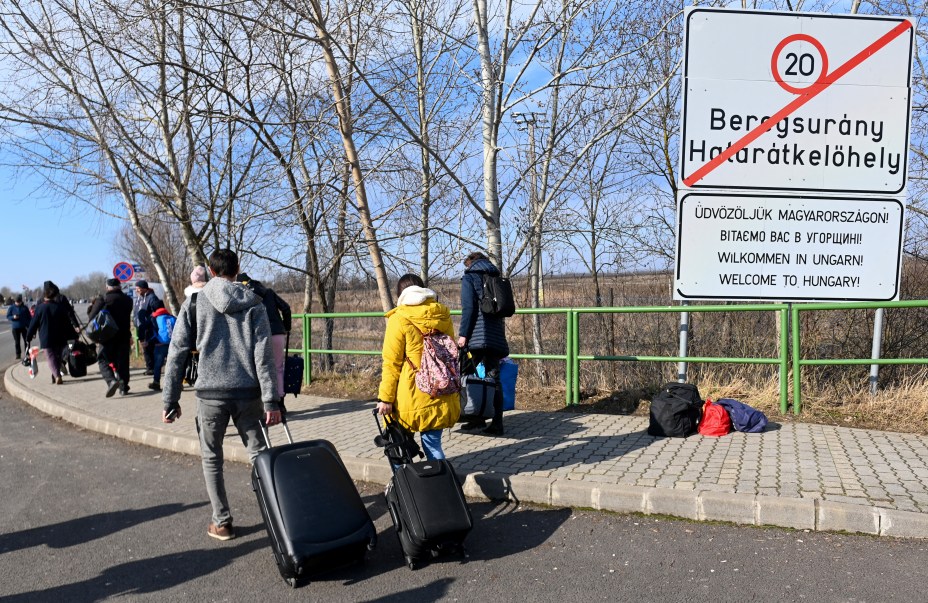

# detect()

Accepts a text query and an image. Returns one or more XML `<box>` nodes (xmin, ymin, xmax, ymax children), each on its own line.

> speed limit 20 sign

<box><xmin>680</xmin><ymin>8</ymin><xmax>914</xmax><ymax>194</ymax></box>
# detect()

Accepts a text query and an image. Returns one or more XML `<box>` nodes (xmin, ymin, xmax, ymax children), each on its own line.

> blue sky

<box><xmin>1</xmin><ymin>168</ymin><xmax>121</xmax><ymax>293</ymax></box>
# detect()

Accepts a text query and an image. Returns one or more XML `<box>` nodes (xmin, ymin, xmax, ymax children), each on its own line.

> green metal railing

<box><xmin>289</xmin><ymin>301</ymin><xmax>928</xmax><ymax>416</ymax></box>
<box><xmin>292</xmin><ymin>309</ymin><xmax>571</xmax><ymax>398</ymax></box>
<box><xmin>570</xmin><ymin>304</ymin><xmax>790</xmax><ymax>412</ymax></box>
<box><xmin>790</xmin><ymin>300</ymin><xmax>928</xmax><ymax>413</ymax></box>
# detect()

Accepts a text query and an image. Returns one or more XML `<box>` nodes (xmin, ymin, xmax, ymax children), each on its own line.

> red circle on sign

<box><xmin>113</xmin><ymin>262</ymin><xmax>134</xmax><ymax>282</ymax></box>
<box><xmin>771</xmin><ymin>34</ymin><xmax>829</xmax><ymax>94</ymax></box>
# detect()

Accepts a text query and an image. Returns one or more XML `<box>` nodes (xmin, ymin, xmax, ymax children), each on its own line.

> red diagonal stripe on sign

<box><xmin>682</xmin><ymin>19</ymin><xmax>913</xmax><ymax>188</ymax></box>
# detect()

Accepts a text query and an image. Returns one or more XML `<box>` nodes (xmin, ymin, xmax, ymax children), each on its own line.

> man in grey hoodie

<box><xmin>161</xmin><ymin>249</ymin><xmax>281</xmax><ymax>542</ymax></box>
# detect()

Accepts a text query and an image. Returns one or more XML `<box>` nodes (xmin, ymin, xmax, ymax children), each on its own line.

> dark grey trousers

<box><xmin>195</xmin><ymin>397</ymin><xmax>266</xmax><ymax>525</ymax></box>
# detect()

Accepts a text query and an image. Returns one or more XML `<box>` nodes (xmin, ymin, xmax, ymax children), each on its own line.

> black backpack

<box><xmin>647</xmin><ymin>382</ymin><xmax>702</xmax><ymax>437</ymax></box>
<box><xmin>479</xmin><ymin>274</ymin><xmax>516</xmax><ymax>318</ymax></box>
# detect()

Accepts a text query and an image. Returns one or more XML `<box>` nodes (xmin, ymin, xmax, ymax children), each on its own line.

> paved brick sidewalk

<box><xmin>7</xmin><ymin>362</ymin><xmax>928</xmax><ymax>538</ymax></box>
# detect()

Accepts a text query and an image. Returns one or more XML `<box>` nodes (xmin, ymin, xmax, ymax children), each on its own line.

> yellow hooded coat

<box><xmin>377</xmin><ymin>286</ymin><xmax>461</xmax><ymax>432</ymax></box>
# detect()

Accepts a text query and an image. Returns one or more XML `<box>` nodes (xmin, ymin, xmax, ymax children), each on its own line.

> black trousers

<box><xmin>467</xmin><ymin>349</ymin><xmax>503</xmax><ymax>427</ymax></box>
<box><xmin>11</xmin><ymin>328</ymin><xmax>27</xmax><ymax>357</ymax></box>
<box><xmin>137</xmin><ymin>329</ymin><xmax>155</xmax><ymax>370</ymax></box>
<box><xmin>99</xmin><ymin>339</ymin><xmax>131</xmax><ymax>387</ymax></box>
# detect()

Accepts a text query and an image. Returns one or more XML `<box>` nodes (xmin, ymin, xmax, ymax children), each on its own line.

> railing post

<box><xmin>303</xmin><ymin>314</ymin><xmax>311</xmax><ymax>385</ymax></box>
<box><xmin>564</xmin><ymin>309</ymin><xmax>573</xmax><ymax>406</ymax></box>
<box><xmin>791</xmin><ymin>303</ymin><xmax>801</xmax><ymax>414</ymax></box>
<box><xmin>779</xmin><ymin>306</ymin><xmax>789</xmax><ymax>414</ymax></box>
<box><xmin>572</xmin><ymin>311</ymin><xmax>581</xmax><ymax>405</ymax></box>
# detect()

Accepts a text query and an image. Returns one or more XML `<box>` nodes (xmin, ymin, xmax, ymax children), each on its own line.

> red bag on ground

<box><xmin>698</xmin><ymin>398</ymin><xmax>732</xmax><ymax>437</ymax></box>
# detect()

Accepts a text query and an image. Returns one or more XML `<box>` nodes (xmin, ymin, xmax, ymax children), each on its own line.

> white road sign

<box><xmin>680</xmin><ymin>8</ymin><xmax>914</xmax><ymax>194</ymax></box>
<box><xmin>674</xmin><ymin>193</ymin><xmax>904</xmax><ymax>301</ymax></box>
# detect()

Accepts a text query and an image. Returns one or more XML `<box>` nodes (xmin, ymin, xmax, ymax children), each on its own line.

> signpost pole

<box><xmin>869</xmin><ymin>307</ymin><xmax>885</xmax><ymax>395</ymax></box>
<box><xmin>677</xmin><ymin>301</ymin><xmax>690</xmax><ymax>383</ymax></box>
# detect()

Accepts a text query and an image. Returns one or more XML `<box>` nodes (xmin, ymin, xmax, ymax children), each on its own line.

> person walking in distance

<box><xmin>185</xmin><ymin>265</ymin><xmax>208</xmax><ymax>298</ymax></box>
<box><xmin>147</xmin><ymin>307</ymin><xmax>175</xmax><ymax>392</ymax></box>
<box><xmin>7</xmin><ymin>295</ymin><xmax>31</xmax><ymax>360</ymax></box>
<box><xmin>25</xmin><ymin>281</ymin><xmax>79</xmax><ymax>385</ymax></box>
<box><xmin>88</xmin><ymin>279</ymin><xmax>134</xmax><ymax>397</ymax></box>
<box><xmin>236</xmin><ymin>272</ymin><xmax>292</xmax><ymax>413</ymax></box>
<box><xmin>160</xmin><ymin>249</ymin><xmax>281</xmax><ymax>542</ymax></box>
<box><xmin>133</xmin><ymin>280</ymin><xmax>163</xmax><ymax>376</ymax></box>
<box><xmin>457</xmin><ymin>252</ymin><xmax>510</xmax><ymax>436</ymax></box>
<box><xmin>376</xmin><ymin>274</ymin><xmax>461</xmax><ymax>460</ymax></box>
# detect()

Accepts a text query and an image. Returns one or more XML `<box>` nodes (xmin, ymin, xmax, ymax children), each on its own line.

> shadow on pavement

<box><xmin>288</xmin><ymin>397</ymin><xmax>376</xmax><ymax>421</ymax></box>
<box><xmin>447</xmin><ymin>411</ymin><xmax>655</xmax><ymax>476</ymax></box>
<box><xmin>358</xmin><ymin>494</ymin><xmax>572</xmax><ymax>566</ymax></box>
<box><xmin>0</xmin><ymin>502</ymin><xmax>207</xmax><ymax>554</ymax></box>
<box><xmin>359</xmin><ymin>578</ymin><xmax>456</xmax><ymax>602</ymax></box>
<box><xmin>4</xmin><ymin>538</ymin><xmax>264</xmax><ymax>603</ymax></box>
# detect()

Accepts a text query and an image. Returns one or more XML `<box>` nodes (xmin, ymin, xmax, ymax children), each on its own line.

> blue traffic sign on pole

<box><xmin>113</xmin><ymin>262</ymin><xmax>135</xmax><ymax>282</ymax></box>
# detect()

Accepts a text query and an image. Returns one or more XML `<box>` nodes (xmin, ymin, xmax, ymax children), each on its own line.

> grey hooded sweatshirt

<box><xmin>162</xmin><ymin>277</ymin><xmax>278</xmax><ymax>412</ymax></box>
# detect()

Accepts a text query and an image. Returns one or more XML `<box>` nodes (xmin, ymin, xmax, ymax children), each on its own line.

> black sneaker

<box><xmin>459</xmin><ymin>420</ymin><xmax>486</xmax><ymax>431</ymax></box>
<box><xmin>143</xmin><ymin>369</ymin><xmax>154</xmax><ymax>376</ymax></box>
<box><xmin>105</xmin><ymin>381</ymin><xmax>119</xmax><ymax>398</ymax></box>
<box><xmin>119</xmin><ymin>386</ymin><xmax>131</xmax><ymax>396</ymax></box>
<box><xmin>148</xmin><ymin>382</ymin><xmax>162</xmax><ymax>392</ymax></box>
<box><xmin>482</xmin><ymin>424</ymin><xmax>504</xmax><ymax>436</ymax></box>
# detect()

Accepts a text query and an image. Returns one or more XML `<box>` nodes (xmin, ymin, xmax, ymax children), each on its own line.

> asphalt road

<box><xmin>3</xmin><ymin>312</ymin><xmax>928</xmax><ymax>601</ymax></box>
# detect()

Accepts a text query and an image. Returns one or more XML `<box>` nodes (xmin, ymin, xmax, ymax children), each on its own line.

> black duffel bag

<box><xmin>647</xmin><ymin>382</ymin><xmax>702</xmax><ymax>437</ymax></box>
<box><xmin>66</xmin><ymin>339</ymin><xmax>92</xmax><ymax>378</ymax></box>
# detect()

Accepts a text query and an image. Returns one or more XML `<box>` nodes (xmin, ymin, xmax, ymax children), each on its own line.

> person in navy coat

<box><xmin>25</xmin><ymin>281</ymin><xmax>79</xmax><ymax>384</ymax></box>
<box><xmin>457</xmin><ymin>251</ymin><xmax>510</xmax><ymax>435</ymax></box>
<box><xmin>6</xmin><ymin>294</ymin><xmax>31</xmax><ymax>360</ymax></box>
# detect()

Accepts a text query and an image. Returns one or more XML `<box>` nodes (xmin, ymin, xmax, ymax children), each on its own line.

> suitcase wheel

<box><xmin>406</xmin><ymin>556</ymin><xmax>417</xmax><ymax>571</ymax></box>
<box><xmin>286</xmin><ymin>577</ymin><xmax>298</xmax><ymax>589</ymax></box>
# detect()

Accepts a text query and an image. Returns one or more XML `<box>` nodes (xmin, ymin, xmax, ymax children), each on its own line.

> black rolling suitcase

<box><xmin>283</xmin><ymin>332</ymin><xmax>304</xmax><ymax>396</ymax></box>
<box><xmin>252</xmin><ymin>422</ymin><xmax>377</xmax><ymax>587</ymax></box>
<box><xmin>373</xmin><ymin>409</ymin><xmax>472</xmax><ymax>569</ymax></box>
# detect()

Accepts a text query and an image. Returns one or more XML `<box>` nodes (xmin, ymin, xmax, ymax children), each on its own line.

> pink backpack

<box><xmin>406</xmin><ymin>328</ymin><xmax>461</xmax><ymax>397</ymax></box>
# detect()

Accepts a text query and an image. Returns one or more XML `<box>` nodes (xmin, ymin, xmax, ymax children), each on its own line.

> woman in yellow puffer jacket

<box><xmin>376</xmin><ymin>274</ymin><xmax>461</xmax><ymax>460</ymax></box>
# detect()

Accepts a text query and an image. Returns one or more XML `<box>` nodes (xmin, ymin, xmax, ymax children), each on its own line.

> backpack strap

<box><xmin>401</xmin><ymin>320</ymin><xmax>433</xmax><ymax>372</ymax></box>
<box><xmin>189</xmin><ymin>293</ymin><xmax>198</xmax><ymax>349</ymax></box>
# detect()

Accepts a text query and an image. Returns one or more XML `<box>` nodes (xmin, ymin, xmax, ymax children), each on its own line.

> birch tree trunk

<box><xmin>472</xmin><ymin>0</ymin><xmax>503</xmax><ymax>268</ymax></box>
<box><xmin>307</xmin><ymin>0</ymin><xmax>394</xmax><ymax>311</ymax></box>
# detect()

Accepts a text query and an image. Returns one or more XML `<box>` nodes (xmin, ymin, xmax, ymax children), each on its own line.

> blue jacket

<box><xmin>459</xmin><ymin>258</ymin><xmax>509</xmax><ymax>356</ymax></box>
<box><xmin>6</xmin><ymin>303</ymin><xmax>31</xmax><ymax>329</ymax></box>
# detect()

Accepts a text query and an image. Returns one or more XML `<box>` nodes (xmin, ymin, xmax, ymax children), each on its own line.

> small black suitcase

<box><xmin>66</xmin><ymin>340</ymin><xmax>89</xmax><ymax>378</ymax></box>
<box><xmin>374</xmin><ymin>410</ymin><xmax>472</xmax><ymax>569</ymax></box>
<box><xmin>283</xmin><ymin>332</ymin><xmax>303</xmax><ymax>396</ymax></box>
<box><xmin>387</xmin><ymin>459</ymin><xmax>473</xmax><ymax>569</ymax></box>
<box><xmin>252</xmin><ymin>424</ymin><xmax>377</xmax><ymax>587</ymax></box>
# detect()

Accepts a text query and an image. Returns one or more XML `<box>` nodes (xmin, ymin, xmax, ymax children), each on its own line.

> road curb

<box><xmin>6</xmin><ymin>365</ymin><xmax>926</xmax><ymax>539</ymax></box>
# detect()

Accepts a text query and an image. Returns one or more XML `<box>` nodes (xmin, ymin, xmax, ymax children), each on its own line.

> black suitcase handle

<box><xmin>372</xmin><ymin>407</ymin><xmax>424</xmax><ymax>468</ymax></box>
<box><xmin>260</xmin><ymin>420</ymin><xmax>294</xmax><ymax>448</ymax></box>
